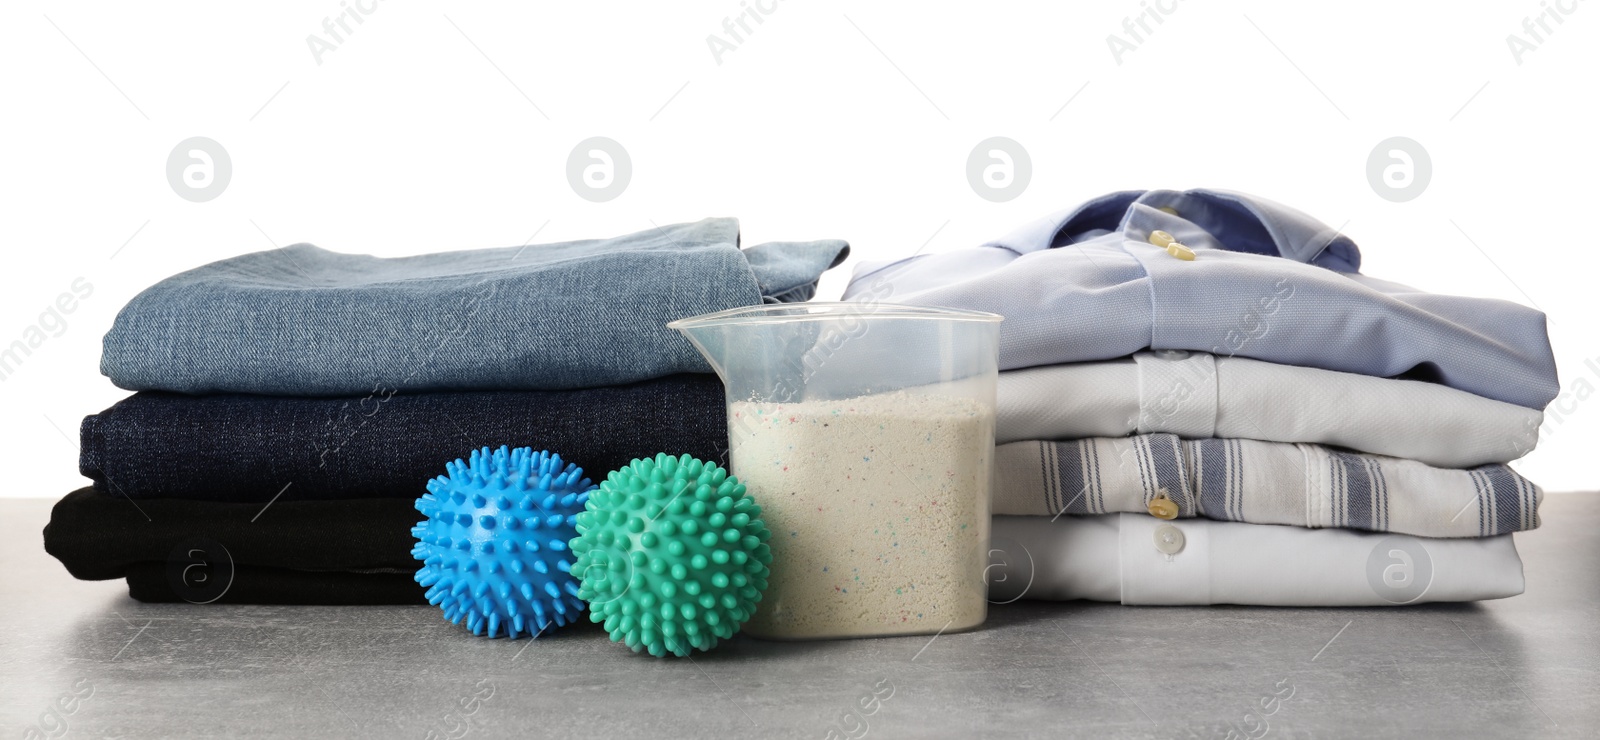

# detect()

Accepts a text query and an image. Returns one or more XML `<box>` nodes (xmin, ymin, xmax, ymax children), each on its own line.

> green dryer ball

<box><xmin>570</xmin><ymin>453</ymin><xmax>773</xmax><ymax>657</ymax></box>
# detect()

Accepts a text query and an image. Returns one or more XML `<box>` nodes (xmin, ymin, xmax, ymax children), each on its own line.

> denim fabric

<box><xmin>842</xmin><ymin>189</ymin><xmax>1558</xmax><ymax>409</ymax></box>
<box><xmin>102</xmin><ymin>218</ymin><xmax>848</xmax><ymax>395</ymax></box>
<box><xmin>80</xmin><ymin>375</ymin><xmax>727</xmax><ymax>502</ymax></box>
<box><xmin>45</xmin><ymin>488</ymin><xmax>420</xmax><ymax>580</ymax></box>
<box><xmin>745</xmin><ymin>239</ymin><xmax>845</xmax><ymax>303</ymax></box>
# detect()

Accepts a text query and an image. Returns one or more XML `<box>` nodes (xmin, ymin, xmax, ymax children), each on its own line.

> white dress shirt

<box><xmin>988</xmin><ymin>515</ymin><xmax>1524</xmax><ymax>606</ymax></box>
<box><xmin>997</xmin><ymin>351</ymin><xmax>1542</xmax><ymax>467</ymax></box>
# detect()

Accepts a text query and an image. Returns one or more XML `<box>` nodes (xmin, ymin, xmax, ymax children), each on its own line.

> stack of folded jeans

<box><xmin>843</xmin><ymin>189</ymin><xmax>1554</xmax><ymax>606</ymax></box>
<box><xmin>44</xmin><ymin>219</ymin><xmax>849</xmax><ymax>604</ymax></box>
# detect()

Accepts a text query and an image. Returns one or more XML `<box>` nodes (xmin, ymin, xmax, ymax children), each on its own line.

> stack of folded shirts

<box><xmin>44</xmin><ymin>218</ymin><xmax>848</xmax><ymax>604</ymax></box>
<box><xmin>843</xmin><ymin>189</ymin><xmax>1555</xmax><ymax>606</ymax></box>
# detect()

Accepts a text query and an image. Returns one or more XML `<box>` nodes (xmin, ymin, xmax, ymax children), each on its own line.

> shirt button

<box><xmin>1147</xmin><ymin>230</ymin><xmax>1175</xmax><ymax>248</ymax></box>
<box><xmin>1147</xmin><ymin>494</ymin><xmax>1180</xmax><ymax>520</ymax></box>
<box><xmin>1154</xmin><ymin>349</ymin><xmax>1189</xmax><ymax>360</ymax></box>
<box><xmin>1153</xmin><ymin>524</ymin><xmax>1186</xmax><ymax>555</ymax></box>
<box><xmin>1157</xmin><ymin>206</ymin><xmax>1179</xmax><ymax>216</ymax></box>
<box><xmin>1166</xmin><ymin>242</ymin><xmax>1196</xmax><ymax>261</ymax></box>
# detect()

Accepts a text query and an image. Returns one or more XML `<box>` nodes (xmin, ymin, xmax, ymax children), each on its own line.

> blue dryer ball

<box><xmin>411</xmin><ymin>446</ymin><xmax>597</xmax><ymax>639</ymax></box>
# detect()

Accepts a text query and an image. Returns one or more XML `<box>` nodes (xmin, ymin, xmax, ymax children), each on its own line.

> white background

<box><xmin>1</xmin><ymin>1</ymin><xmax>1594</xmax><ymax>498</ymax></box>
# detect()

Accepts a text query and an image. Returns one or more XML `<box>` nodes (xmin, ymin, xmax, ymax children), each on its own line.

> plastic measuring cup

<box><xmin>670</xmin><ymin>302</ymin><xmax>1001</xmax><ymax>639</ymax></box>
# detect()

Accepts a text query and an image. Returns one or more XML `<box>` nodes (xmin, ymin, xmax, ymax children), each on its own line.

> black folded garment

<box><xmin>80</xmin><ymin>374</ymin><xmax>727</xmax><ymax>503</ymax></box>
<box><xmin>124</xmin><ymin>563</ymin><xmax>426</xmax><ymax>605</ymax></box>
<box><xmin>45</xmin><ymin>487</ymin><xmax>420</xmax><ymax>578</ymax></box>
<box><xmin>45</xmin><ymin>488</ymin><xmax>425</xmax><ymax>604</ymax></box>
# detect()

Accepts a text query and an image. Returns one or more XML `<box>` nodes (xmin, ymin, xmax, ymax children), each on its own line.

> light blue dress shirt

<box><xmin>842</xmin><ymin>189</ymin><xmax>1557</xmax><ymax>410</ymax></box>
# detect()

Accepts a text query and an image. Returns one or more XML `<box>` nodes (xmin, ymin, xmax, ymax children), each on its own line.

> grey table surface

<box><xmin>2</xmin><ymin>495</ymin><xmax>1596</xmax><ymax>740</ymax></box>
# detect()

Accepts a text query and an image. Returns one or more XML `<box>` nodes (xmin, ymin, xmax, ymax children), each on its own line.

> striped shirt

<box><xmin>993</xmin><ymin>434</ymin><xmax>1542</xmax><ymax>537</ymax></box>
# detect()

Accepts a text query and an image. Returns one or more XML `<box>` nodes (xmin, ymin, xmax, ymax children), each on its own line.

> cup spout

<box><xmin>667</xmin><ymin>315</ymin><xmax>736</xmax><ymax>381</ymax></box>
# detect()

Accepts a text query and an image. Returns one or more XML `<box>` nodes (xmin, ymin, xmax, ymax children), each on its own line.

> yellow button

<box><xmin>1147</xmin><ymin>493</ymin><xmax>1179</xmax><ymax>520</ymax></box>
<box><xmin>1166</xmin><ymin>242</ymin><xmax>1196</xmax><ymax>261</ymax></box>
<box><xmin>1157</xmin><ymin>206</ymin><xmax>1179</xmax><ymax>216</ymax></box>
<box><xmin>1148</xmin><ymin>230</ymin><xmax>1175</xmax><ymax>248</ymax></box>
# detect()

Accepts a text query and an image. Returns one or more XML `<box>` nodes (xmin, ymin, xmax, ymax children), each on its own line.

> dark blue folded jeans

<box><xmin>80</xmin><ymin>375</ymin><xmax>727</xmax><ymax>503</ymax></box>
<box><xmin>101</xmin><ymin>218</ymin><xmax>848</xmax><ymax>395</ymax></box>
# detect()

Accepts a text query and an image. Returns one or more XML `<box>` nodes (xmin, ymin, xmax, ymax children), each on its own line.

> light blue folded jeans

<box><xmin>101</xmin><ymin>218</ymin><xmax>848</xmax><ymax>396</ymax></box>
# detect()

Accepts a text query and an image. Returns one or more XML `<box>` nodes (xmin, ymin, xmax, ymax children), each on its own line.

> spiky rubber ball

<box><xmin>571</xmin><ymin>453</ymin><xmax>773</xmax><ymax>657</ymax></box>
<box><xmin>412</xmin><ymin>446</ymin><xmax>596</xmax><ymax>639</ymax></box>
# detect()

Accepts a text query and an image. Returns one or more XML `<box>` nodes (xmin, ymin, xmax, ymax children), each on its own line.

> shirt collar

<box><xmin>981</xmin><ymin>189</ymin><xmax>1362</xmax><ymax>273</ymax></box>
